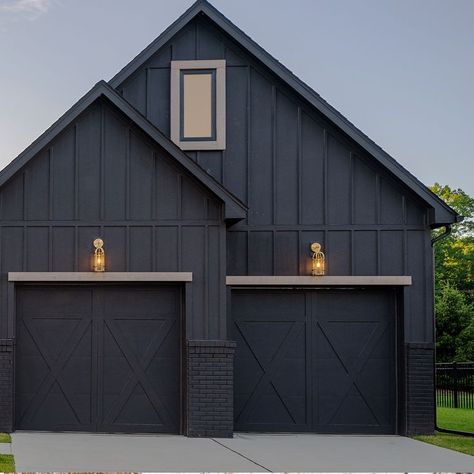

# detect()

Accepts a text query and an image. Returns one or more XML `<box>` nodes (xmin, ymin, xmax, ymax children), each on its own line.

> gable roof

<box><xmin>109</xmin><ymin>0</ymin><xmax>459</xmax><ymax>227</ymax></box>
<box><xmin>0</xmin><ymin>80</ymin><xmax>247</xmax><ymax>221</ymax></box>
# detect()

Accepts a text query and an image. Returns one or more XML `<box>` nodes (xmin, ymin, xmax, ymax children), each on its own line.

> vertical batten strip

<box><xmin>48</xmin><ymin>226</ymin><xmax>53</xmax><ymax>271</ymax></box>
<box><xmin>74</xmin><ymin>226</ymin><xmax>78</xmax><ymax>271</ymax></box>
<box><xmin>48</xmin><ymin>148</ymin><xmax>54</xmax><ymax>220</ymax></box>
<box><xmin>204</xmin><ymin>225</ymin><xmax>209</xmax><ymax>338</ymax></box>
<box><xmin>177</xmin><ymin>174</ymin><xmax>183</xmax><ymax>219</ymax></box>
<box><xmin>375</xmin><ymin>173</ymin><xmax>381</xmax><ymax>225</ymax></box>
<box><xmin>350</xmin><ymin>229</ymin><xmax>355</xmax><ymax>275</ymax></box>
<box><xmin>272</xmin><ymin>229</ymin><xmax>276</xmax><ymax>276</ymax></box>
<box><xmin>376</xmin><ymin>230</ymin><xmax>381</xmax><ymax>275</ymax></box>
<box><xmin>152</xmin><ymin>226</ymin><xmax>157</xmax><ymax>272</ymax></box>
<box><xmin>424</xmin><ymin>232</ymin><xmax>432</xmax><ymax>339</ymax></box>
<box><xmin>99</xmin><ymin>105</ymin><xmax>106</xmax><ymax>221</ymax></box>
<box><xmin>297</xmin><ymin>107</ymin><xmax>302</xmax><ymax>225</ymax></box>
<box><xmin>74</xmin><ymin>124</ymin><xmax>79</xmax><ymax>220</ymax></box>
<box><xmin>297</xmin><ymin>229</ymin><xmax>302</xmax><ymax>276</ymax></box>
<box><xmin>125</xmin><ymin>226</ymin><xmax>130</xmax><ymax>272</ymax></box>
<box><xmin>22</xmin><ymin>225</ymin><xmax>27</xmax><ymax>271</ymax></box>
<box><xmin>219</xmin><ymin>223</ymin><xmax>226</xmax><ymax>339</ymax></box>
<box><xmin>177</xmin><ymin>225</ymin><xmax>182</xmax><ymax>271</ymax></box>
<box><xmin>402</xmin><ymin>229</ymin><xmax>407</xmax><ymax>276</ymax></box>
<box><xmin>324</xmin><ymin>229</ymin><xmax>328</xmax><ymax>274</ymax></box>
<box><xmin>350</xmin><ymin>152</ymin><xmax>355</xmax><ymax>225</ymax></box>
<box><xmin>323</xmin><ymin>129</ymin><xmax>328</xmax><ymax>225</ymax></box>
<box><xmin>125</xmin><ymin>129</ymin><xmax>131</xmax><ymax>220</ymax></box>
<box><xmin>246</xmin><ymin>66</ymin><xmax>251</xmax><ymax>224</ymax></box>
<box><xmin>151</xmin><ymin>151</ymin><xmax>157</xmax><ymax>220</ymax></box>
<box><xmin>271</xmin><ymin>85</ymin><xmax>277</xmax><ymax>225</ymax></box>
<box><xmin>22</xmin><ymin>171</ymin><xmax>27</xmax><ymax>221</ymax></box>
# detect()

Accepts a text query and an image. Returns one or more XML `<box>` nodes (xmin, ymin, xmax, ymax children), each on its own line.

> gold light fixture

<box><xmin>311</xmin><ymin>242</ymin><xmax>325</xmax><ymax>276</ymax></box>
<box><xmin>93</xmin><ymin>238</ymin><xmax>105</xmax><ymax>272</ymax></box>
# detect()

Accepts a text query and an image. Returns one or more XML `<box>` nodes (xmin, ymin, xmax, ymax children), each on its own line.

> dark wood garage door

<box><xmin>233</xmin><ymin>288</ymin><xmax>397</xmax><ymax>434</ymax></box>
<box><xmin>15</xmin><ymin>285</ymin><xmax>181</xmax><ymax>433</ymax></box>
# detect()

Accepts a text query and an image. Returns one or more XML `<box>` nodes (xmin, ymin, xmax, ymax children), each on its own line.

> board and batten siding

<box><xmin>0</xmin><ymin>98</ymin><xmax>226</xmax><ymax>341</ymax></box>
<box><xmin>115</xmin><ymin>16</ymin><xmax>434</xmax><ymax>343</ymax></box>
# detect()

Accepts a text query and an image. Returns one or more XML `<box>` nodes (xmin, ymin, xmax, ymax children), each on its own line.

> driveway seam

<box><xmin>211</xmin><ymin>438</ymin><xmax>273</xmax><ymax>472</ymax></box>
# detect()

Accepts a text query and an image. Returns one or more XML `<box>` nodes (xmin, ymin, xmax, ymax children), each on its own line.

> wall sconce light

<box><xmin>311</xmin><ymin>242</ymin><xmax>325</xmax><ymax>276</ymax></box>
<box><xmin>93</xmin><ymin>238</ymin><xmax>105</xmax><ymax>272</ymax></box>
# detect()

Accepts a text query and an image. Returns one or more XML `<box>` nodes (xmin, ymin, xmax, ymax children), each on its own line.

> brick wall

<box><xmin>406</xmin><ymin>342</ymin><xmax>435</xmax><ymax>435</ymax></box>
<box><xmin>0</xmin><ymin>339</ymin><xmax>13</xmax><ymax>432</ymax></box>
<box><xmin>186</xmin><ymin>340</ymin><xmax>235</xmax><ymax>438</ymax></box>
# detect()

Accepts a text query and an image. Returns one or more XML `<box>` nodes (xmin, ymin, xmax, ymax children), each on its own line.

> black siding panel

<box><xmin>52</xmin><ymin>227</ymin><xmax>75</xmax><ymax>271</ymax></box>
<box><xmin>77</xmin><ymin>104</ymin><xmax>101</xmax><ymax>221</ymax></box>
<box><xmin>248</xmin><ymin>231</ymin><xmax>273</xmax><ymax>276</ymax></box>
<box><xmin>51</xmin><ymin>129</ymin><xmax>75</xmax><ymax>220</ymax></box>
<box><xmin>248</xmin><ymin>69</ymin><xmax>273</xmax><ymax>225</ymax></box>
<box><xmin>147</xmin><ymin>68</ymin><xmax>170</xmax><ymax>135</ymax></box>
<box><xmin>300</xmin><ymin>113</ymin><xmax>324</xmax><ymax>225</ymax></box>
<box><xmin>275</xmin><ymin>92</ymin><xmax>298</xmax><ymax>225</ymax></box>
<box><xmin>327</xmin><ymin>134</ymin><xmax>351</xmax><ymax>225</ymax></box>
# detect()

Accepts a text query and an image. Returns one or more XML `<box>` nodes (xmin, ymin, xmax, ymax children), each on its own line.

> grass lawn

<box><xmin>0</xmin><ymin>433</ymin><xmax>11</xmax><ymax>443</ymax></box>
<box><xmin>437</xmin><ymin>407</ymin><xmax>474</xmax><ymax>432</ymax></box>
<box><xmin>414</xmin><ymin>431</ymin><xmax>474</xmax><ymax>457</ymax></box>
<box><xmin>413</xmin><ymin>407</ymin><xmax>474</xmax><ymax>457</ymax></box>
<box><xmin>0</xmin><ymin>454</ymin><xmax>14</xmax><ymax>472</ymax></box>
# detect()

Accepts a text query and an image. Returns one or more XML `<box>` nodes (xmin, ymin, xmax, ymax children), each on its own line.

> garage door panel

<box><xmin>100</xmin><ymin>312</ymin><xmax>179</xmax><ymax>433</ymax></box>
<box><xmin>16</xmin><ymin>285</ymin><xmax>180</xmax><ymax>433</ymax></box>
<box><xmin>233</xmin><ymin>288</ymin><xmax>396</xmax><ymax>434</ymax></box>
<box><xmin>102</xmin><ymin>287</ymin><xmax>179</xmax><ymax>317</ymax></box>
<box><xmin>18</xmin><ymin>287</ymin><xmax>93</xmax><ymax>316</ymax></box>
<box><xmin>233</xmin><ymin>291</ymin><xmax>309</xmax><ymax>431</ymax></box>
<box><xmin>233</xmin><ymin>291</ymin><xmax>306</xmax><ymax>319</ymax></box>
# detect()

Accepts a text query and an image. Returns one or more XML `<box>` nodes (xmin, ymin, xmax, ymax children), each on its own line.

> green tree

<box><xmin>431</xmin><ymin>183</ymin><xmax>474</xmax><ymax>237</ymax></box>
<box><xmin>430</xmin><ymin>183</ymin><xmax>474</xmax><ymax>293</ymax></box>
<box><xmin>435</xmin><ymin>283</ymin><xmax>474</xmax><ymax>362</ymax></box>
<box><xmin>431</xmin><ymin>184</ymin><xmax>474</xmax><ymax>362</ymax></box>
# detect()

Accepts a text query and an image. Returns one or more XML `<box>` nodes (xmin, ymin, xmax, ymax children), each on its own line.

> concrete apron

<box><xmin>11</xmin><ymin>432</ymin><xmax>474</xmax><ymax>472</ymax></box>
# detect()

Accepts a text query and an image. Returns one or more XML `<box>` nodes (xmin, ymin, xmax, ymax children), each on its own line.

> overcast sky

<box><xmin>0</xmin><ymin>0</ymin><xmax>472</xmax><ymax>196</ymax></box>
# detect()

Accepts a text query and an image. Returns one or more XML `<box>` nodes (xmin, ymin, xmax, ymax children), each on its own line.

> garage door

<box><xmin>15</xmin><ymin>285</ymin><xmax>181</xmax><ymax>433</ymax></box>
<box><xmin>232</xmin><ymin>288</ymin><xmax>397</xmax><ymax>434</ymax></box>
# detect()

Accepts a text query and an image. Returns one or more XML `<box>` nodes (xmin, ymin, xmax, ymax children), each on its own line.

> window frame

<box><xmin>171</xmin><ymin>59</ymin><xmax>226</xmax><ymax>151</ymax></box>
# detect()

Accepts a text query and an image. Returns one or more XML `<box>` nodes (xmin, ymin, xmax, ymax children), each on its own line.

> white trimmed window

<box><xmin>170</xmin><ymin>60</ymin><xmax>226</xmax><ymax>150</ymax></box>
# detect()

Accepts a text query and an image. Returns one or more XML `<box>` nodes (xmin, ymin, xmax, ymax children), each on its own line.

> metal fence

<box><xmin>436</xmin><ymin>362</ymin><xmax>474</xmax><ymax>409</ymax></box>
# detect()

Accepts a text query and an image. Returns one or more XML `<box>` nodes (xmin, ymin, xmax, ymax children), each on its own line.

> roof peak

<box><xmin>107</xmin><ymin>1</ymin><xmax>457</xmax><ymax>226</ymax></box>
<box><xmin>0</xmin><ymin>80</ymin><xmax>246</xmax><ymax>221</ymax></box>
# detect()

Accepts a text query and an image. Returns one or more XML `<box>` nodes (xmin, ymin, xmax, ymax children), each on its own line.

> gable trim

<box><xmin>0</xmin><ymin>80</ymin><xmax>247</xmax><ymax>221</ymax></box>
<box><xmin>109</xmin><ymin>0</ymin><xmax>457</xmax><ymax>226</ymax></box>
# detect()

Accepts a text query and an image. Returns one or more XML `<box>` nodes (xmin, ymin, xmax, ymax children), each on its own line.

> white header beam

<box><xmin>226</xmin><ymin>276</ymin><xmax>411</xmax><ymax>286</ymax></box>
<box><xmin>8</xmin><ymin>272</ymin><xmax>193</xmax><ymax>282</ymax></box>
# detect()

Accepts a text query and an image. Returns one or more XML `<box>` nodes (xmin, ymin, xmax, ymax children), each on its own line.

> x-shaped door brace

<box><xmin>20</xmin><ymin>317</ymin><xmax>92</xmax><ymax>426</ymax></box>
<box><xmin>101</xmin><ymin>318</ymin><xmax>175</xmax><ymax>427</ymax></box>
<box><xmin>316</xmin><ymin>319</ymin><xmax>389</xmax><ymax>426</ymax></box>
<box><xmin>19</xmin><ymin>316</ymin><xmax>176</xmax><ymax>428</ymax></box>
<box><xmin>234</xmin><ymin>320</ymin><xmax>304</xmax><ymax>425</ymax></box>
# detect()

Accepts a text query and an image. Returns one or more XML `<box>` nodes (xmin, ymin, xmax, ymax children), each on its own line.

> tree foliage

<box><xmin>430</xmin><ymin>183</ymin><xmax>474</xmax><ymax>362</ymax></box>
<box><xmin>435</xmin><ymin>283</ymin><xmax>474</xmax><ymax>362</ymax></box>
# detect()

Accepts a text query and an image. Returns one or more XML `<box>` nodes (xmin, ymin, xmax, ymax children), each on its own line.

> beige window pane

<box><xmin>182</xmin><ymin>73</ymin><xmax>213</xmax><ymax>138</ymax></box>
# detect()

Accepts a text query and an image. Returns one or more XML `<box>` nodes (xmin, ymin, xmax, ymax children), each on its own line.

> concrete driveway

<box><xmin>12</xmin><ymin>432</ymin><xmax>474</xmax><ymax>472</ymax></box>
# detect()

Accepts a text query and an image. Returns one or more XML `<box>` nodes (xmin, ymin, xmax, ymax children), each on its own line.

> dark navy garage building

<box><xmin>0</xmin><ymin>0</ymin><xmax>459</xmax><ymax>437</ymax></box>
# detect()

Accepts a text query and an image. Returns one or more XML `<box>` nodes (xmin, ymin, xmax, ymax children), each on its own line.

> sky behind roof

<box><xmin>0</xmin><ymin>0</ymin><xmax>473</xmax><ymax>196</ymax></box>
